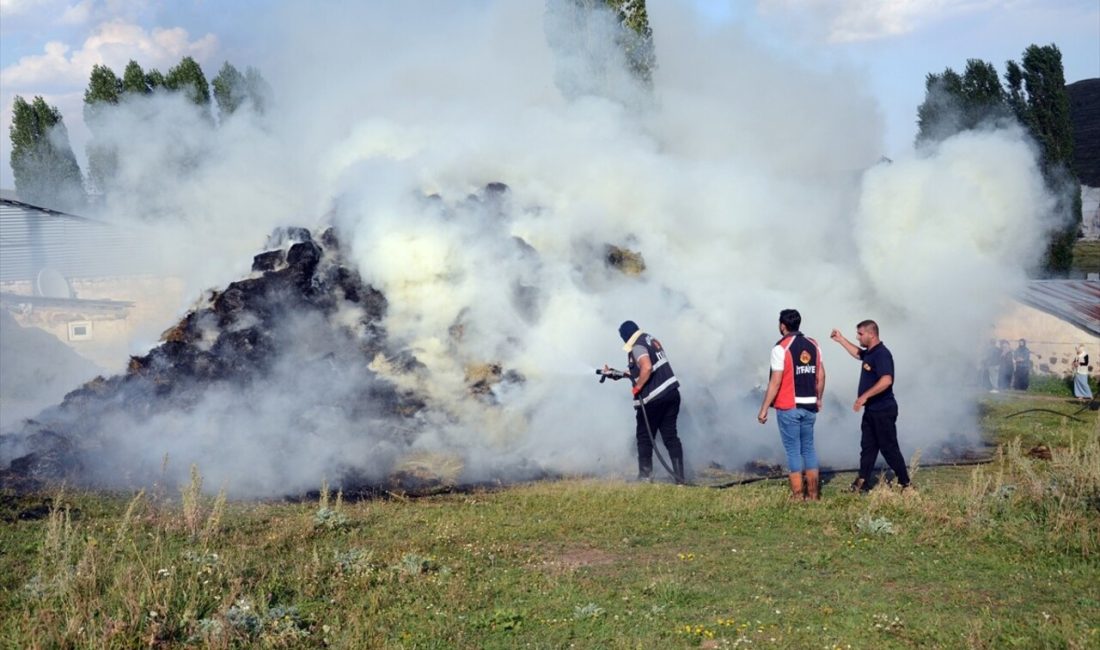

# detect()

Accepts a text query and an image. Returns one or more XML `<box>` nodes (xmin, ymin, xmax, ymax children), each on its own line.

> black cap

<box><xmin>618</xmin><ymin>320</ymin><xmax>639</xmax><ymax>342</ymax></box>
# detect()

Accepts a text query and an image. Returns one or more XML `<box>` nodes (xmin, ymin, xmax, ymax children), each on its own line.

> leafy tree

<box><xmin>1018</xmin><ymin>45</ymin><xmax>1074</xmax><ymax>170</ymax></box>
<box><xmin>604</xmin><ymin>0</ymin><xmax>656</xmax><ymax>86</ymax></box>
<box><xmin>1004</xmin><ymin>60</ymin><xmax>1027</xmax><ymax>121</ymax></box>
<box><xmin>213</xmin><ymin>62</ymin><xmax>273</xmax><ymax>118</ymax></box>
<box><xmin>83</xmin><ymin>64</ymin><xmax>122</xmax><ymax>118</ymax></box>
<box><xmin>243</xmin><ymin>66</ymin><xmax>272</xmax><ymax>114</ymax></box>
<box><xmin>212</xmin><ymin>61</ymin><xmax>246</xmax><ymax>116</ymax></box>
<box><xmin>145</xmin><ymin>68</ymin><xmax>166</xmax><ymax>90</ymax></box>
<box><xmin>916</xmin><ymin>60</ymin><xmax>1007</xmax><ymax>144</ymax></box>
<box><xmin>914</xmin><ymin>44</ymin><xmax>1080</xmax><ymax>275</ymax></box>
<box><xmin>8</xmin><ymin>95</ymin><xmax>85</xmax><ymax>210</ymax></box>
<box><xmin>1015</xmin><ymin>44</ymin><xmax>1078</xmax><ymax>275</ymax></box>
<box><xmin>165</xmin><ymin>56</ymin><xmax>211</xmax><ymax>108</ymax></box>
<box><xmin>544</xmin><ymin>0</ymin><xmax>656</xmax><ymax>101</ymax></box>
<box><xmin>122</xmin><ymin>60</ymin><xmax>152</xmax><ymax>95</ymax></box>
<box><xmin>916</xmin><ymin>69</ymin><xmax>964</xmax><ymax>144</ymax></box>
<box><xmin>83</xmin><ymin>64</ymin><xmax>122</xmax><ymax>194</ymax></box>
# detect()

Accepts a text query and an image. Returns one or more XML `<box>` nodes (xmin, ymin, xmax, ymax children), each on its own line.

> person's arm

<box><xmin>632</xmin><ymin>354</ymin><xmax>652</xmax><ymax>396</ymax></box>
<box><xmin>830</xmin><ymin>329</ymin><xmax>861</xmax><ymax>359</ymax></box>
<box><xmin>854</xmin><ymin>375</ymin><xmax>892</xmax><ymax>412</ymax></box>
<box><xmin>757</xmin><ymin>369</ymin><xmax>783</xmax><ymax>424</ymax></box>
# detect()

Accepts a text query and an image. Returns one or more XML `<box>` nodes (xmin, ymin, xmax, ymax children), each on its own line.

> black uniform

<box><xmin>628</xmin><ymin>332</ymin><xmax>684</xmax><ymax>482</ymax></box>
<box><xmin>856</xmin><ymin>342</ymin><xmax>910</xmax><ymax>487</ymax></box>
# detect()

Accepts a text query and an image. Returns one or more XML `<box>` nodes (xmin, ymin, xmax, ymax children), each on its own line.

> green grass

<box><xmin>1</xmin><ymin>398</ymin><xmax>1098</xmax><ymax>649</ymax></box>
<box><xmin>1072</xmin><ymin>239</ymin><xmax>1100</xmax><ymax>274</ymax></box>
<box><xmin>980</xmin><ymin>394</ymin><xmax>1099</xmax><ymax>448</ymax></box>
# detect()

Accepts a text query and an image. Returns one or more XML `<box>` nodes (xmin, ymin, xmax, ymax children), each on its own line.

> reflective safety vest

<box><xmin>774</xmin><ymin>332</ymin><xmax>822</xmax><ymax>411</ymax></box>
<box><xmin>628</xmin><ymin>333</ymin><xmax>680</xmax><ymax>407</ymax></box>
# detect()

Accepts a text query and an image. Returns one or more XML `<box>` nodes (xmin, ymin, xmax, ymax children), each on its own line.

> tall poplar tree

<box><xmin>213</xmin><ymin>62</ymin><xmax>273</xmax><ymax>118</ymax></box>
<box><xmin>83</xmin><ymin>64</ymin><xmax>122</xmax><ymax>193</ymax></box>
<box><xmin>243</xmin><ymin>66</ymin><xmax>272</xmax><ymax>114</ymax></box>
<box><xmin>1014</xmin><ymin>44</ymin><xmax>1078</xmax><ymax>274</ymax></box>
<box><xmin>8</xmin><ymin>96</ymin><xmax>85</xmax><ymax>210</ymax></box>
<box><xmin>212</xmin><ymin>61</ymin><xmax>246</xmax><ymax>116</ymax></box>
<box><xmin>122</xmin><ymin>60</ymin><xmax>152</xmax><ymax>95</ymax></box>
<box><xmin>165</xmin><ymin>56</ymin><xmax>211</xmax><ymax>112</ymax></box>
<box><xmin>916</xmin><ymin>60</ymin><xmax>1007</xmax><ymax>144</ymax></box>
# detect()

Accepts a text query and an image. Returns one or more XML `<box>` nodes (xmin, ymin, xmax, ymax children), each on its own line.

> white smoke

<box><xmin>1</xmin><ymin>1</ymin><xmax>1062</xmax><ymax>495</ymax></box>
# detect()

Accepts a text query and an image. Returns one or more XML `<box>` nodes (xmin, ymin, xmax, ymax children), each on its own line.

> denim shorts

<box><xmin>776</xmin><ymin>407</ymin><xmax>818</xmax><ymax>472</ymax></box>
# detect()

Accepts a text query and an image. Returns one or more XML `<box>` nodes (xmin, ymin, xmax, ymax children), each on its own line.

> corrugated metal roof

<box><xmin>0</xmin><ymin>198</ymin><xmax>146</xmax><ymax>283</ymax></box>
<box><xmin>1017</xmin><ymin>280</ymin><xmax>1100</xmax><ymax>337</ymax></box>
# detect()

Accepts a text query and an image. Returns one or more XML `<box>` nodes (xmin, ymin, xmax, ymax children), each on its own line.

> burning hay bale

<box><xmin>0</xmin><ymin>225</ymin><xmax>430</xmax><ymax>495</ymax></box>
<box><xmin>605</xmin><ymin>244</ymin><xmax>646</xmax><ymax>276</ymax></box>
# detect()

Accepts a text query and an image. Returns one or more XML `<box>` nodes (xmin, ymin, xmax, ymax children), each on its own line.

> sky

<box><xmin>0</xmin><ymin>0</ymin><xmax>1097</xmax><ymax>189</ymax></box>
<box><xmin>0</xmin><ymin>0</ymin><xmax>1095</xmax><ymax>494</ymax></box>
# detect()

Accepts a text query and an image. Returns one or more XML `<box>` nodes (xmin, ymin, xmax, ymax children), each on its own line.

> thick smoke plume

<box><xmin>0</xmin><ymin>2</ymin><xmax>1060</xmax><ymax>496</ymax></box>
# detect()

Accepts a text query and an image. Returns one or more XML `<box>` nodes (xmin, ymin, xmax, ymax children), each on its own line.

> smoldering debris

<box><xmin>0</xmin><ymin>217</ymin><xmax>534</xmax><ymax>497</ymax></box>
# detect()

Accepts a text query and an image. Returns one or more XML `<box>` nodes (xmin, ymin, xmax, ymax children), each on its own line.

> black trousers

<box><xmin>858</xmin><ymin>404</ymin><xmax>910</xmax><ymax>486</ymax></box>
<box><xmin>635</xmin><ymin>390</ymin><xmax>683</xmax><ymax>473</ymax></box>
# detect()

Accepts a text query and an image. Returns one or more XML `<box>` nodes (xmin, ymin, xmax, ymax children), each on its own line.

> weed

<box><xmin>313</xmin><ymin>479</ymin><xmax>350</xmax><ymax>531</ymax></box>
<box><xmin>313</xmin><ymin>507</ymin><xmax>349</xmax><ymax>531</ymax></box>
<box><xmin>573</xmin><ymin>602</ymin><xmax>605</xmax><ymax>619</ymax></box>
<box><xmin>181</xmin><ymin>464</ymin><xmax>203</xmax><ymax>536</ymax></box>
<box><xmin>965</xmin><ymin>436</ymin><xmax>1100</xmax><ymax>556</ymax></box>
<box><xmin>482</xmin><ymin>608</ymin><xmax>524</xmax><ymax>631</ymax></box>
<box><xmin>396</xmin><ymin>552</ymin><xmax>442</xmax><ymax>575</ymax></box>
<box><xmin>855</xmin><ymin>513</ymin><xmax>895</xmax><ymax>535</ymax></box>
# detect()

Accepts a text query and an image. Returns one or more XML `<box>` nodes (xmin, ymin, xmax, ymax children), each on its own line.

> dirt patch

<box><xmin>537</xmin><ymin>546</ymin><xmax>617</xmax><ymax>574</ymax></box>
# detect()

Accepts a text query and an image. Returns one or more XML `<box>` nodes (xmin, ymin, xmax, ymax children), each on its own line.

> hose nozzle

<box><xmin>596</xmin><ymin>368</ymin><xmax>626</xmax><ymax>383</ymax></box>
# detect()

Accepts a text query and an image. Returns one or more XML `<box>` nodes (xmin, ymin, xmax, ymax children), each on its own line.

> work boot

<box><xmin>671</xmin><ymin>458</ymin><xmax>686</xmax><ymax>485</ymax></box>
<box><xmin>805</xmin><ymin>469</ymin><xmax>820</xmax><ymax>501</ymax></box>
<box><xmin>848</xmin><ymin>477</ymin><xmax>865</xmax><ymax>493</ymax></box>
<box><xmin>787</xmin><ymin>472</ymin><xmax>805</xmax><ymax>501</ymax></box>
<box><xmin>637</xmin><ymin>457</ymin><xmax>653</xmax><ymax>482</ymax></box>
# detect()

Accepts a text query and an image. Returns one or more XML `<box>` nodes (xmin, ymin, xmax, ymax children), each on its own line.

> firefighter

<box><xmin>610</xmin><ymin>320</ymin><xmax>685</xmax><ymax>483</ymax></box>
<box><xmin>757</xmin><ymin>309</ymin><xmax>825</xmax><ymax>501</ymax></box>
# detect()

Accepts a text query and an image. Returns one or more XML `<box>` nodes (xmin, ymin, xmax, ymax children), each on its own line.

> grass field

<box><xmin>2</xmin><ymin>396</ymin><xmax>1098</xmax><ymax>649</ymax></box>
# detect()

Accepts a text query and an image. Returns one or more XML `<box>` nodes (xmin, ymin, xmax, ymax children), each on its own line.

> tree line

<box><xmin>915</xmin><ymin>44</ymin><xmax>1080</xmax><ymax>275</ymax></box>
<box><xmin>8</xmin><ymin>1</ymin><xmax>646</xmax><ymax>214</ymax></box>
<box><xmin>8</xmin><ymin>57</ymin><xmax>269</xmax><ymax>210</ymax></box>
<box><xmin>5</xmin><ymin>5</ymin><xmax>1084</xmax><ymax>277</ymax></box>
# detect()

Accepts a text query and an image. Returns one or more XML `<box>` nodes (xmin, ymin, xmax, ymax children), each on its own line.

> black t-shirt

<box><xmin>858</xmin><ymin>342</ymin><xmax>896</xmax><ymax>411</ymax></box>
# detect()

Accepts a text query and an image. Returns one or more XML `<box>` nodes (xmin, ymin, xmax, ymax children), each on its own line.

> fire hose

<box><xmin>596</xmin><ymin>368</ymin><xmax>681</xmax><ymax>483</ymax></box>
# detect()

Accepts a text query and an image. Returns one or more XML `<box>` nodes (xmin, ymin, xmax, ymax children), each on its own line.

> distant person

<box><xmin>757</xmin><ymin>309</ymin><xmax>826</xmax><ymax>501</ymax></box>
<box><xmin>830</xmin><ymin>320</ymin><xmax>912</xmax><ymax>492</ymax></box>
<box><xmin>1073</xmin><ymin>344</ymin><xmax>1093</xmax><ymax>401</ymax></box>
<box><xmin>606</xmin><ymin>320</ymin><xmax>685</xmax><ymax>484</ymax></box>
<box><xmin>984</xmin><ymin>340</ymin><xmax>1001</xmax><ymax>392</ymax></box>
<box><xmin>1012</xmin><ymin>339</ymin><xmax>1031</xmax><ymax>391</ymax></box>
<box><xmin>998</xmin><ymin>340</ymin><xmax>1014</xmax><ymax>390</ymax></box>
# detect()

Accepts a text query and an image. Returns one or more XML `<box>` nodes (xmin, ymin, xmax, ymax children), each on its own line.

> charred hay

<box><xmin>0</xmin><ymin>225</ymin><xmax>431</xmax><ymax>493</ymax></box>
